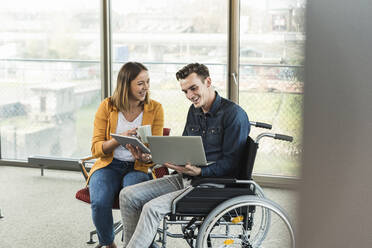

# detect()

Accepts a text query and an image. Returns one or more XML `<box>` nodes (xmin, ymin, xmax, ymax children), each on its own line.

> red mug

<box><xmin>163</xmin><ymin>128</ymin><xmax>171</xmax><ymax>136</ymax></box>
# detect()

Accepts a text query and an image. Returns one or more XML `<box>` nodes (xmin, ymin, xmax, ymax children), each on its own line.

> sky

<box><xmin>1</xmin><ymin>0</ymin><xmax>96</xmax><ymax>11</ymax></box>
<box><xmin>1</xmin><ymin>0</ymin><xmax>306</xmax><ymax>13</ymax></box>
<box><xmin>0</xmin><ymin>0</ymin><xmax>168</xmax><ymax>12</ymax></box>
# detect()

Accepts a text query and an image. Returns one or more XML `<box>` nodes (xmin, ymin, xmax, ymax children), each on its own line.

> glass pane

<box><xmin>239</xmin><ymin>0</ymin><xmax>306</xmax><ymax>177</ymax></box>
<box><xmin>111</xmin><ymin>0</ymin><xmax>228</xmax><ymax>135</ymax></box>
<box><xmin>0</xmin><ymin>0</ymin><xmax>100</xmax><ymax>160</ymax></box>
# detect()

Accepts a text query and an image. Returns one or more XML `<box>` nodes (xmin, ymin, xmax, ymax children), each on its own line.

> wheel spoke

<box><xmin>196</xmin><ymin>196</ymin><xmax>295</xmax><ymax>248</ymax></box>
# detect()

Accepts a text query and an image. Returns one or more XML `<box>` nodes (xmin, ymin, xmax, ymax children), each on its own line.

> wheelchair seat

<box><xmin>174</xmin><ymin>186</ymin><xmax>255</xmax><ymax>217</ymax></box>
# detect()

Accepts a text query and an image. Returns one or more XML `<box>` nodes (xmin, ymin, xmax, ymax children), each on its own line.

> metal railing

<box><xmin>0</xmin><ymin>58</ymin><xmax>303</xmax><ymax>178</ymax></box>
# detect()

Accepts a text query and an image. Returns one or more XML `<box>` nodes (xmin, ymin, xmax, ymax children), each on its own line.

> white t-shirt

<box><xmin>113</xmin><ymin>111</ymin><xmax>143</xmax><ymax>162</ymax></box>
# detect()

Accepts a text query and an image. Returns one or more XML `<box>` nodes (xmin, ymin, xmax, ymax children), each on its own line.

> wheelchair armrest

<box><xmin>196</xmin><ymin>183</ymin><xmax>226</xmax><ymax>188</ymax></box>
<box><xmin>191</xmin><ymin>178</ymin><xmax>237</xmax><ymax>187</ymax></box>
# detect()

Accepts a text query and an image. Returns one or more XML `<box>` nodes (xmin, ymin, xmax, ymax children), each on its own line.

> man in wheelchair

<box><xmin>119</xmin><ymin>63</ymin><xmax>250</xmax><ymax>248</ymax></box>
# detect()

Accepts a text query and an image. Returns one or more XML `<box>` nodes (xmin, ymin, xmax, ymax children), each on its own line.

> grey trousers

<box><xmin>119</xmin><ymin>174</ymin><xmax>186</xmax><ymax>248</ymax></box>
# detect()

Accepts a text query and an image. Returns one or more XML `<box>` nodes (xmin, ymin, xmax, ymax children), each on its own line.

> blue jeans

<box><xmin>89</xmin><ymin>158</ymin><xmax>150</xmax><ymax>246</ymax></box>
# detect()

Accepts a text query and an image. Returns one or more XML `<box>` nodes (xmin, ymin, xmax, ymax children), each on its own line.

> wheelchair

<box><xmin>154</xmin><ymin>121</ymin><xmax>295</xmax><ymax>248</ymax></box>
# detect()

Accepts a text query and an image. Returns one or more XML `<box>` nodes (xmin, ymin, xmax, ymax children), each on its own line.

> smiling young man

<box><xmin>119</xmin><ymin>63</ymin><xmax>250</xmax><ymax>248</ymax></box>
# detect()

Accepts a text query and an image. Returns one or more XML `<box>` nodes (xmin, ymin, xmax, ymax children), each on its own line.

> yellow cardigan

<box><xmin>87</xmin><ymin>97</ymin><xmax>164</xmax><ymax>184</ymax></box>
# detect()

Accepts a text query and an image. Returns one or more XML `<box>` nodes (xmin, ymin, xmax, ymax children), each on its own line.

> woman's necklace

<box><xmin>123</xmin><ymin>106</ymin><xmax>142</xmax><ymax>122</ymax></box>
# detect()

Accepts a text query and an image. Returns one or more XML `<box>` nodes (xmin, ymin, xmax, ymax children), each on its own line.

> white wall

<box><xmin>299</xmin><ymin>0</ymin><xmax>372</xmax><ymax>247</ymax></box>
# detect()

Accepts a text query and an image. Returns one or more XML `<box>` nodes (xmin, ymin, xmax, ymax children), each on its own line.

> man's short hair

<box><xmin>176</xmin><ymin>63</ymin><xmax>210</xmax><ymax>81</ymax></box>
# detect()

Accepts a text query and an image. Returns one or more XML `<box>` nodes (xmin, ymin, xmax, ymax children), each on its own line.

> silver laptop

<box><xmin>147</xmin><ymin>136</ymin><xmax>213</xmax><ymax>166</ymax></box>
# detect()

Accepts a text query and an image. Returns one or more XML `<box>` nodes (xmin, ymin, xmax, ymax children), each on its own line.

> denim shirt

<box><xmin>182</xmin><ymin>92</ymin><xmax>250</xmax><ymax>177</ymax></box>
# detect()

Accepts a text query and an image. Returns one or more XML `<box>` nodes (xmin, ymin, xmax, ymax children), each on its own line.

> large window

<box><xmin>0</xmin><ymin>0</ymin><xmax>100</xmax><ymax>160</ymax></box>
<box><xmin>239</xmin><ymin>0</ymin><xmax>305</xmax><ymax>177</ymax></box>
<box><xmin>111</xmin><ymin>0</ymin><xmax>228</xmax><ymax>135</ymax></box>
<box><xmin>0</xmin><ymin>0</ymin><xmax>305</xmax><ymax>180</ymax></box>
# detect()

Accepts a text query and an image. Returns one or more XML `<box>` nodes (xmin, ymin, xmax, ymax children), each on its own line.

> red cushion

<box><xmin>75</xmin><ymin>187</ymin><xmax>91</xmax><ymax>204</ymax></box>
<box><xmin>75</xmin><ymin>187</ymin><xmax>120</xmax><ymax>209</ymax></box>
<box><xmin>153</xmin><ymin>166</ymin><xmax>170</xmax><ymax>178</ymax></box>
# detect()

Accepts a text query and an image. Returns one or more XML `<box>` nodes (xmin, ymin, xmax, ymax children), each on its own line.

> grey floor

<box><xmin>0</xmin><ymin>165</ymin><xmax>298</xmax><ymax>248</ymax></box>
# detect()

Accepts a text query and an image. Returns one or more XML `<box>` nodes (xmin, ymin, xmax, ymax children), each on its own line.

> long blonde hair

<box><xmin>111</xmin><ymin>62</ymin><xmax>149</xmax><ymax>112</ymax></box>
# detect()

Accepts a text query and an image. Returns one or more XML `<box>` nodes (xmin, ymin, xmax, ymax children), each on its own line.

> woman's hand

<box><xmin>119</xmin><ymin>128</ymin><xmax>137</xmax><ymax>137</ymax></box>
<box><xmin>164</xmin><ymin>162</ymin><xmax>201</xmax><ymax>176</ymax></box>
<box><xmin>126</xmin><ymin>144</ymin><xmax>152</xmax><ymax>163</ymax></box>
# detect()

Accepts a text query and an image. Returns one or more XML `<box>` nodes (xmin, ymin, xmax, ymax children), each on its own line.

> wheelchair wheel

<box><xmin>196</xmin><ymin>195</ymin><xmax>295</xmax><ymax>248</ymax></box>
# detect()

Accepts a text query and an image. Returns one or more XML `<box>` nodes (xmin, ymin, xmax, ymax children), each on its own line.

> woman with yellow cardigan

<box><xmin>88</xmin><ymin>62</ymin><xmax>164</xmax><ymax>248</ymax></box>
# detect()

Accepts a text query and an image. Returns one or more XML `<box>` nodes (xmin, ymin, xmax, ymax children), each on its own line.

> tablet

<box><xmin>111</xmin><ymin>133</ymin><xmax>151</xmax><ymax>154</ymax></box>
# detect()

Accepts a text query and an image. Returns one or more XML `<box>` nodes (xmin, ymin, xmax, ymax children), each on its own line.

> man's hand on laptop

<box><xmin>163</xmin><ymin>162</ymin><xmax>201</xmax><ymax>176</ymax></box>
